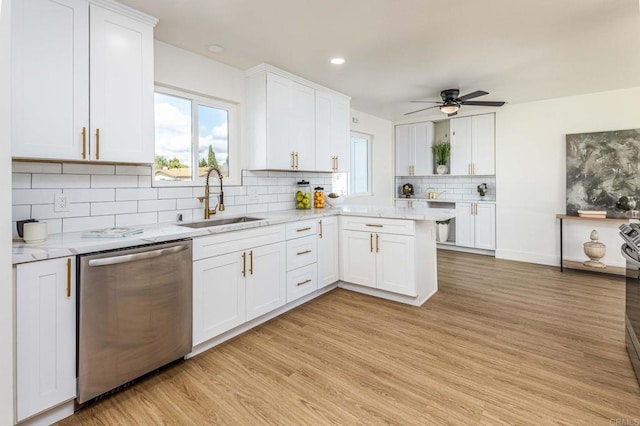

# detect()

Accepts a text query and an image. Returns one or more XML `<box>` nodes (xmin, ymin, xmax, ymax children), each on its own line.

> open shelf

<box><xmin>562</xmin><ymin>260</ymin><xmax>625</xmax><ymax>276</ymax></box>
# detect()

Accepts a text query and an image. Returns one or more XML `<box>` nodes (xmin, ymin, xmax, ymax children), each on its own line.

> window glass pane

<box><xmin>352</xmin><ymin>136</ymin><xmax>369</xmax><ymax>193</ymax></box>
<box><xmin>197</xmin><ymin>104</ymin><xmax>229</xmax><ymax>178</ymax></box>
<box><xmin>154</xmin><ymin>93</ymin><xmax>193</xmax><ymax>181</ymax></box>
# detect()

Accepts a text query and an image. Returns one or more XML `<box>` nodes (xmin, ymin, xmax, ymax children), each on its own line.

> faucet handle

<box><xmin>197</xmin><ymin>196</ymin><xmax>206</xmax><ymax>203</ymax></box>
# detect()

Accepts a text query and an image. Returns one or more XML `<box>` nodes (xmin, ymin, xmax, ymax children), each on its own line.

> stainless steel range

<box><xmin>77</xmin><ymin>239</ymin><xmax>193</xmax><ymax>404</ymax></box>
<box><xmin>619</xmin><ymin>224</ymin><xmax>640</xmax><ymax>385</ymax></box>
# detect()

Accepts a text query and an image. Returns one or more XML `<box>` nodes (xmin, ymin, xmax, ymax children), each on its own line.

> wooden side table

<box><xmin>556</xmin><ymin>214</ymin><xmax>628</xmax><ymax>274</ymax></box>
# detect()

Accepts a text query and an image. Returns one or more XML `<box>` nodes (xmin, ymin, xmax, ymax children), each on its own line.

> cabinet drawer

<box><xmin>193</xmin><ymin>224</ymin><xmax>285</xmax><ymax>260</ymax></box>
<box><xmin>286</xmin><ymin>219</ymin><xmax>318</xmax><ymax>239</ymax></box>
<box><xmin>286</xmin><ymin>263</ymin><xmax>318</xmax><ymax>303</ymax></box>
<box><xmin>339</xmin><ymin>216</ymin><xmax>414</xmax><ymax>236</ymax></box>
<box><xmin>286</xmin><ymin>235</ymin><xmax>317</xmax><ymax>271</ymax></box>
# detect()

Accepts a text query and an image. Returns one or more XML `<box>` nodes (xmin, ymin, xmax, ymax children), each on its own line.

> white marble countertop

<box><xmin>12</xmin><ymin>205</ymin><xmax>460</xmax><ymax>265</ymax></box>
<box><xmin>395</xmin><ymin>197</ymin><xmax>496</xmax><ymax>203</ymax></box>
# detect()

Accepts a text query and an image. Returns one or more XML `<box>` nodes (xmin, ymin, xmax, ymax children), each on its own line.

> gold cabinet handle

<box><xmin>291</xmin><ymin>152</ymin><xmax>295</xmax><ymax>169</ymax></box>
<box><xmin>95</xmin><ymin>128</ymin><xmax>100</xmax><ymax>160</ymax></box>
<box><xmin>297</xmin><ymin>227</ymin><xmax>311</xmax><ymax>232</ymax></box>
<box><xmin>242</xmin><ymin>252</ymin><xmax>246</xmax><ymax>277</ymax></box>
<box><xmin>335</xmin><ymin>156</ymin><xmax>338</xmax><ymax>171</ymax></box>
<box><xmin>365</xmin><ymin>224</ymin><xmax>383</xmax><ymax>228</ymax></box>
<box><xmin>296</xmin><ymin>250</ymin><xmax>312</xmax><ymax>256</ymax></box>
<box><xmin>319</xmin><ymin>219</ymin><xmax>323</xmax><ymax>238</ymax></box>
<box><xmin>376</xmin><ymin>234</ymin><xmax>379</xmax><ymax>253</ymax></box>
<box><xmin>66</xmin><ymin>258</ymin><xmax>71</xmax><ymax>298</ymax></box>
<box><xmin>249</xmin><ymin>250</ymin><xmax>253</xmax><ymax>275</ymax></box>
<box><xmin>296</xmin><ymin>279</ymin><xmax>312</xmax><ymax>287</ymax></box>
<box><xmin>81</xmin><ymin>127</ymin><xmax>87</xmax><ymax>159</ymax></box>
<box><xmin>295</xmin><ymin>152</ymin><xmax>299</xmax><ymax>169</ymax></box>
<box><xmin>370</xmin><ymin>233</ymin><xmax>373</xmax><ymax>252</ymax></box>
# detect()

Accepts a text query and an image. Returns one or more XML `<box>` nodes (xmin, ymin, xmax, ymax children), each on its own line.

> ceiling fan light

<box><xmin>440</xmin><ymin>104</ymin><xmax>459</xmax><ymax>114</ymax></box>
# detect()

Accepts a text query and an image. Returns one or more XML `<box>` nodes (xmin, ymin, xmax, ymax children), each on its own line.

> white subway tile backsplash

<box><xmin>12</xmin><ymin>189</ymin><xmax>58</xmax><ymax>205</ymax></box>
<box><xmin>41</xmin><ymin>218</ymin><xmax>63</xmax><ymax>235</ymax></box>
<box><xmin>158</xmin><ymin>209</ymin><xmax>193</xmax><ymax>224</ymax></box>
<box><xmin>138</xmin><ymin>199</ymin><xmax>176</xmax><ymax>212</ymax></box>
<box><xmin>32</xmin><ymin>203</ymin><xmax>90</xmax><ymax>219</ymax></box>
<box><xmin>63</xmin><ymin>188</ymin><xmax>115</xmax><ymax>203</ymax></box>
<box><xmin>158</xmin><ymin>187</ymin><xmax>193</xmax><ymax>199</ymax></box>
<box><xmin>63</xmin><ymin>163</ymin><xmax>114</xmax><ymax>175</ymax></box>
<box><xmin>116</xmin><ymin>165</ymin><xmax>152</xmax><ymax>176</ymax></box>
<box><xmin>91</xmin><ymin>201</ymin><xmax>137</xmax><ymax>216</ymax></box>
<box><xmin>176</xmin><ymin>198</ymin><xmax>203</xmax><ymax>210</ymax></box>
<box><xmin>63</xmin><ymin>215</ymin><xmax>115</xmax><ymax>233</ymax></box>
<box><xmin>138</xmin><ymin>176</ymin><xmax>152</xmax><ymax>187</ymax></box>
<box><xmin>92</xmin><ymin>175</ymin><xmax>138</xmax><ymax>188</ymax></box>
<box><xmin>13</xmin><ymin>205</ymin><xmax>31</xmax><ymax>221</ymax></box>
<box><xmin>33</xmin><ymin>174</ymin><xmax>90</xmax><ymax>189</ymax></box>
<box><xmin>221</xmin><ymin>205</ymin><xmax>247</xmax><ymax>216</ymax></box>
<box><xmin>116</xmin><ymin>188</ymin><xmax>158</xmax><ymax>201</ymax></box>
<box><xmin>13</xmin><ymin>161</ymin><xmax>61</xmax><ymax>174</ymax></box>
<box><xmin>116</xmin><ymin>212</ymin><xmax>158</xmax><ymax>227</ymax></box>
<box><xmin>12</xmin><ymin>174</ymin><xmax>31</xmax><ymax>189</ymax></box>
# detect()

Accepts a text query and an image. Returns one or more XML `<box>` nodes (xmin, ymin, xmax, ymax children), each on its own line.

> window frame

<box><xmin>349</xmin><ymin>131</ymin><xmax>373</xmax><ymax>196</ymax></box>
<box><xmin>152</xmin><ymin>84</ymin><xmax>241</xmax><ymax>187</ymax></box>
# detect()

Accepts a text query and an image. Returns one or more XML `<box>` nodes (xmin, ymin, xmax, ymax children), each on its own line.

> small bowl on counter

<box><xmin>325</xmin><ymin>194</ymin><xmax>345</xmax><ymax>207</ymax></box>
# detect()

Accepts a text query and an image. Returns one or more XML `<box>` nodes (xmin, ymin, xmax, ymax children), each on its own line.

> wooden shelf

<box><xmin>562</xmin><ymin>260</ymin><xmax>625</xmax><ymax>276</ymax></box>
<box><xmin>555</xmin><ymin>214</ymin><xmax>629</xmax><ymax>223</ymax></box>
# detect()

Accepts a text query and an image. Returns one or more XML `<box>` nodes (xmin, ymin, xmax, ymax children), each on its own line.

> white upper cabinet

<box><xmin>246</xmin><ymin>64</ymin><xmax>351</xmax><ymax>172</ymax></box>
<box><xmin>450</xmin><ymin>113</ymin><xmax>495</xmax><ymax>175</ymax></box>
<box><xmin>12</xmin><ymin>0</ymin><xmax>157</xmax><ymax>163</ymax></box>
<box><xmin>12</xmin><ymin>0</ymin><xmax>89</xmax><ymax>160</ymax></box>
<box><xmin>315</xmin><ymin>91</ymin><xmax>349</xmax><ymax>172</ymax></box>
<box><xmin>395</xmin><ymin>121</ymin><xmax>434</xmax><ymax>176</ymax></box>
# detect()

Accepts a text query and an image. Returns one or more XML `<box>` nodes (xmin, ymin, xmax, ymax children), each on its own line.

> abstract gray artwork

<box><xmin>566</xmin><ymin>128</ymin><xmax>640</xmax><ymax>217</ymax></box>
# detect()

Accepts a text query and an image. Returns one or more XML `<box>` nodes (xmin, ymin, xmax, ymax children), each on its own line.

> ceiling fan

<box><xmin>405</xmin><ymin>89</ymin><xmax>506</xmax><ymax>117</ymax></box>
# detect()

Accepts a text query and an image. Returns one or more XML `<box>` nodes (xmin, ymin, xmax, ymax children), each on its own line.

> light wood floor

<box><xmin>60</xmin><ymin>251</ymin><xmax>640</xmax><ymax>425</ymax></box>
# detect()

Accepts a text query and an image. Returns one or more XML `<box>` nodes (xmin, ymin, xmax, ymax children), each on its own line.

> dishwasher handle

<box><xmin>88</xmin><ymin>244</ymin><xmax>188</xmax><ymax>267</ymax></box>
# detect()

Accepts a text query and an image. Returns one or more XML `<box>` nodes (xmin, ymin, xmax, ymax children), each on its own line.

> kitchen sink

<box><xmin>178</xmin><ymin>216</ymin><xmax>264</xmax><ymax>228</ymax></box>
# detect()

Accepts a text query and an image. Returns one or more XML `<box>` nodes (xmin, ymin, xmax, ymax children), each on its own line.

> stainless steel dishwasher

<box><xmin>77</xmin><ymin>239</ymin><xmax>192</xmax><ymax>404</ymax></box>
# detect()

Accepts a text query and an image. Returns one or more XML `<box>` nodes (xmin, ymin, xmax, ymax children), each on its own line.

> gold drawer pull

<box><xmin>242</xmin><ymin>252</ymin><xmax>246</xmax><ymax>277</ymax></box>
<box><xmin>249</xmin><ymin>250</ymin><xmax>253</xmax><ymax>275</ymax></box>
<box><xmin>297</xmin><ymin>227</ymin><xmax>311</xmax><ymax>232</ymax></box>
<box><xmin>319</xmin><ymin>219</ymin><xmax>323</xmax><ymax>238</ymax></box>
<box><xmin>376</xmin><ymin>234</ymin><xmax>379</xmax><ymax>253</ymax></box>
<box><xmin>297</xmin><ymin>250</ymin><xmax>312</xmax><ymax>256</ymax></box>
<box><xmin>95</xmin><ymin>128</ymin><xmax>100</xmax><ymax>160</ymax></box>
<box><xmin>365</xmin><ymin>224</ymin><xmax>383</xmax><ymax>228</ymax></box>
<box><xmin>81</xmin><ymin>127</ymin><xmax>86</xmax><ymax>159</ymax></box>
<box><xmin>370</xmin><ymin>233</ymin><xmax>373</xmax><ymax>252</ymax></box>
<box><xmin>296</xmin><ymin>279</ymin><xmax>312</xmax><ymax>286</ymax></box>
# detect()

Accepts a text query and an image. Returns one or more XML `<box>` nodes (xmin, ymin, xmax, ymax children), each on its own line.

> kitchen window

<box><xmin>153</xmin><ymin>86</ymin><xmax>239</xmax><ymax>186</ymax></box>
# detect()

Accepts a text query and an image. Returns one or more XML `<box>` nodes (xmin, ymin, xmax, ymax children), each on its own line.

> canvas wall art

<box><xmin>566</xmin><ymin>128</ymin><xmax>640</xmax><ymax>217</ymax></box>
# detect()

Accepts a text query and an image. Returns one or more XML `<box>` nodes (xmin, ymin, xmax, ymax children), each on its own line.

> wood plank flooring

<box><xmin>59</xmin><ymin>251</ymin><xmax>640</xmax><ymax>425</ymax></box>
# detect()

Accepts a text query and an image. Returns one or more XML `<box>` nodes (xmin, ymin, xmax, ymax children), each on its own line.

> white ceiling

<box><xmin>119</xmin><ymin>0</ymin><xmax>640</xmax><ymax>121</ymax></box>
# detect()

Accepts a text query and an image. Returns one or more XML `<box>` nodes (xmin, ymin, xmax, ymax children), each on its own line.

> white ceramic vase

<box><xmin>436</xmin><ymin>165</ymin><xmax>448</xmax><ymax>175</ymax></box>
<box><xmin>583</xmin><ymin>229</ymin><xmax>606</xmax><ymax>269</ymax></box>
<box><xmin>437</xmin><ymin>223</ymin><xmax>449</xmax><ymax>243</ymax></box>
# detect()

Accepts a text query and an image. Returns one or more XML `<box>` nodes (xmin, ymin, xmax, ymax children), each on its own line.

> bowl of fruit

<box><xmin>325</xmin><ymin>193</ymin><xmax>345</xmax><ymax>207</ymax></box>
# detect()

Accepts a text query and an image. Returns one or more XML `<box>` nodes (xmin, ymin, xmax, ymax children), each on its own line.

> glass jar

<box><xmin>295</xmin><ymin>180</ymin><xmax>311</xmax><ymax>209</ymax></box>
<box><xmin>314</xmin><ymin>186</ymin><xmax>325</xmax><ymax>208</ymax></box>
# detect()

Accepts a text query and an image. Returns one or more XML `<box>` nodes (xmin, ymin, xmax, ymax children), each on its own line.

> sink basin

<box><xmin>178</xmin><ymin>216</ymin><xmax>264</xmax><ymax>229</ymax></box>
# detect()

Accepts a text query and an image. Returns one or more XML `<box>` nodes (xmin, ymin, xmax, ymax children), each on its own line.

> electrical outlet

<box><xmin>54</xmin><ymin>193</ymin><xmax>69</xmax><ymax>212</ymax></box>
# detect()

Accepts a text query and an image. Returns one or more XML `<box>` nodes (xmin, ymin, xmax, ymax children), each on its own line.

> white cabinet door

<box><xmin>317</xmin><ymin>217</ymin><xmax>339</xmax><ymax>288</ymax></box>
<box><xmin>315</xmin><ymin>91</ymin><xmax>333</xmax><ymax>172</ymax></box>
<box><xmin>376</xmin><ymin>233</ymin><xmax>417</xmax><ymax>296</ymax></box>
<box><xmin>472</xmin><ymin>114</ymin><xmax>495</xmax><ymax>175</ymax></box>
<box><xmin>286</xmin><ymin>263</ymin><xmax>318</xmax><ymax>303</ymax></box>
<box><xmin>12</xmin><ymin>0</ymin><xmax>89</xmax><ymax>160</ymax></box>
<box><xmin>455</xmin><ymin>202</ymin><xmax>475</xmax><ymax>248</ymax></box>
<box><xmin>246</xmin><ymin>242</ymin><xmax>287</xmax><ymax>321</ymax></box>
<box><xmin>290</xmin><ymin>82</ymin><xmax>315</xmax><ymax>170</ymax></box>
<box><xmin>395</xmin><ymin>124</ymin><xmax>413</xmax><ymax>176</ymax></box>
<box><xmin>340</xmin><ymin>230</ymin><xmax>376</xmax><ymax>287</ymax></box>
<box><xmin>332</xmin><ymin>97</ymin><xmax>350</xmax><ymax>172</ymax></box>
<box><xmin>266</xmin><ymin>73</ymin><xmax>293</xmax><ymax>169</ymax></box>
<box><xmin>16</xmin><ymin>257</ymin><xmax>76</xmax><ymax>422</ymax></box>
<box><xmin>193</xmin><ymin>252</ymin><xmax>246</xmax><ymax>346</ymax></box>
<box><xmin>89</xmin><ymin>4</ymin><xmax>154</xmax><ymax>163</ymax></box>
<box><xmin>475</xmin><ymin>203</ymin><xmax>496</xmax><ymax>250</ymax></box>
<box><xmin>450</xmin><ymin>116</ymin><xmax>472</xmax><ymax>175</ymax></box>
<box><xmin>413</xmin><ymin>121</ymin><xmax>434</xmax><ymax>175</ymax></box>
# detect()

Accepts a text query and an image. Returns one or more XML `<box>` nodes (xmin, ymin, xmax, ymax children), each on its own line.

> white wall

<box><xmin>0</xmin><ymin>0</ymin><xmax>14</xmax><ymax>423</ymax></box>
<box><xmin>496</xmin><ymin>86</ymin><xmax>640</xmax><ymax>267</ymax></box>
<box><xmin>349</xmin><ymin>109</ymin><xmax>394</xmax><ymax>206</ymax></box>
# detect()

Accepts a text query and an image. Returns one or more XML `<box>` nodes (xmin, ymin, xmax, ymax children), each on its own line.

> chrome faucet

<box><xmin>197</xmin><ymin>166</ymin><xmax>225</xmax><ymax>219</ymax></box>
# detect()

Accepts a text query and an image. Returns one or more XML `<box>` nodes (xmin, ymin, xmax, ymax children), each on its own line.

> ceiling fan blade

<box><xmin>409</xmin><ymin>100</ymin><xmax>442</xmax><ymax>103</ymax></box>
<box><xmin>447</xmin><ymin>111</ymin><xmax>458</xmax><ymax>117</ymax></box>
<box><xmin>404</xmin><ymin>105</ymin><xmax>440</xmax><ymax>115</ymax></box>
<box><xmin>458</xmin><ymin>90</ymin><xmax>488</xmax><ymax>101</ymax></box>
<box><xmin>460</xmin><ymin>100</ymin><xmax>506</xmax><ymax>107</ymax></box>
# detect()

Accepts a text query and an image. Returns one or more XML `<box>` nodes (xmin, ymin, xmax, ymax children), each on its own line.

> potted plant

<box><xmin>436</xmin><ymin>219</ymin><xmax>451</xmax><ymax>243</ymax></box>
<box><xmin>431</xmin><ymin>141</ymin><xmax>451</xmax><ymax>174</ymax></box>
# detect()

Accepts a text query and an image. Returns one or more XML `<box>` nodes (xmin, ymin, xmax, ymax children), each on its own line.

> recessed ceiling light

<box><xmin>330</xmin><ymin>57</ymin><xmax>345</xmax><ymax>65</ymax></box>
<box><xmin>207</xmin><ymin>44</ymin><xmax>226</xmax><ymax>54</ymax></box>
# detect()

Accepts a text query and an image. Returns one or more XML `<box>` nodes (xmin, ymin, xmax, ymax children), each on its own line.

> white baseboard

<box><xmin>337</xmin><ymin>281</ymin><xmax>436</xmax><ymax>307</ymax></box>
<box><xmin>437</xmin><ymin>244</ymin><xmax>495</xmax><ymax>256</ymax></box>
<box><xmin>495</xmin><ymin>249</ymin><xmax>624</xmax><ymax>269</ymax></box>
<box><xmin>18</xmin><ymin>400</ymin><xmax>74</xmax><ymax>426</ymax></box>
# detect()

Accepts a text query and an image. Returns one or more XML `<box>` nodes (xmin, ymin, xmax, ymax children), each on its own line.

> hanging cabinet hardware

<box><xmin>376</xmin><ymin>234</ymin><xmax>380</xmax><ymax>252</ymax></box>
<box><xmin>290</xmin><ymin>152</ymin><xmax>295</xmax><ymax>169</ymax></box>
<box><xmin>297</xmin><ymin>227</ymin><xmax>311</xmax><ymax>232</ymax></box>
<box><xmin>370</xmin><ymin>233</ymin><xmax>373</xmax><ymax>252</ymax></box>
<box><xmin>366</xmin><ymin>224</ymin><xmax>383</xmax><ymax>228</ymax></box>
<box><xmin>242</xmin><ymin>252</ymin><xmax>246</xmax><ymax>277</ymax></box>
<box><xmin>81</xmin><ymin>127</ymin><xmax>87</xmax><ymax>159</ymax></box>
<box><xmin>319</xmin><ymin>220</ymin><xmax>323</xmax><ymax>238</ymax></box>
<box><xmin>249</xmin><ymin>250</ymin><xmax>254</xmax><ymax>275</ymax></box>
<box><xmin>66</xmin><ymin>258</ymin><xmax>71</xmax><ymax>298</ymax></box>
<box><xmin>335</xmin><ymin>156</ymin><xmax>339</xmax><ymax>171</ymax></box>
<box><xmin>95</xmin><ymin>128</ymin><xmax>100</xmax><ymax>160</ymax></box>
<box><xmin>296</xmin><ymin>250</ymin><xmax>312</xmax><ymax>256</ymax></box>
<box><xmin>296</xmin><ymin>279</ymin><xmax>312</xmax><ymax>287</ymax></box>
<box><xmin>294</xmin><ymin>152</ymin><xmax>299</xmax><ymax>169</ymax></box>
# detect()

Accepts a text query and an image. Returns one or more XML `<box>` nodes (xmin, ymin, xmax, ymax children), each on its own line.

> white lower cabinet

<box><xmin>286</xmin><ymin>263</ymin><xmax>317</xmax><ymax>303</ymax></box>
<box><xmin>16</xmin><ymin>257</ymin><xmax>76</xmax><ymax>423</ymax></box>
<box><xmin>455</xmin><ymin>202</ymin><xmax>496</xmax><ymax>250</ymax></box>
<box><xmin>317</xmin><ymin>216</ymin><xmax>339</xmax><ymax>288</ymax></box>
<box><xmin>340</xmin><ymin>217</ymin><xmax>417</xmax><ymax>297</ymax></box>
<box><xmin>245</xmin><ymin>242</ymin><xmax>287</xmax><ymax>321</ymax></box>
